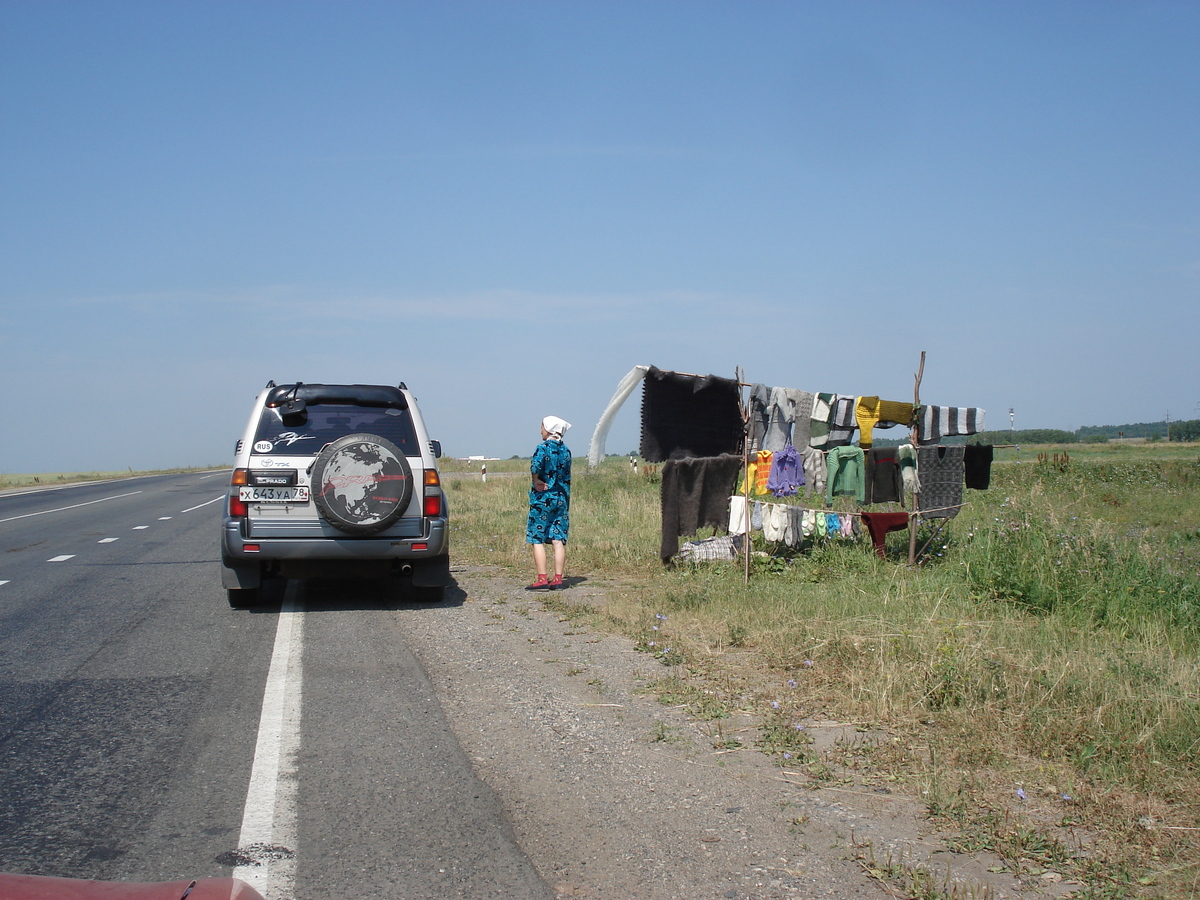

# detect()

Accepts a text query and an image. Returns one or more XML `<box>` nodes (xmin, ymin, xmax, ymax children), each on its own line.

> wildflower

<box><xmin>655</xmin><ymin>613</ymin><xmax>667</xmax><ymax>621</ymax></box>
<box><xmin>783</xmin><ymin>752</ymin><xmax>792</xmax><ymax>759</ymax></box>
<box><xmin>1061</xmin><ymin>793</ymin><xmax>1072</xmax><ymax>802</ymax></box>
<box><xmin>652</xmin><ymin>625</ymin><xmax>658</xmax><ymax>631</ymax></box>
<box><xmin>1015</xmin><ymin>788</ymin><xmax>1026</xmax><ymax>801</ymax></box>
<box><xmin>648</xmin><ymin>641</ymin><xmax>656</xmax><ymax>647</ymax></box>
<box><xmin>804</xmin><ymin>660</ymin><xmax>813</xmax><ymax>667</ymax></box>
<box><xmin>787</xmin><ymin>679</ymin><xmax>797</xmax><ymax>687</ymax></box>
<box><xmin>772</xmin><ymin>701</ymin><xmax>780</xmax><ymax>709</ymax></box>
<box><xmin>794</xmin><ymin>723</ymin><xmax>804</xmax><ymax>731</ymax></box>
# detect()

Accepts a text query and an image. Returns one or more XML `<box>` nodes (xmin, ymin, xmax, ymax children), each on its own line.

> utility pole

<box><xmin>1009</xmin><ymin>407</ymin><xmax>1014</xmax><ymax>437</ymax></box>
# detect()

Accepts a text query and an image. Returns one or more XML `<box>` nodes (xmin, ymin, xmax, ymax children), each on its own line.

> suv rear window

<box><xmin>253</xmin><ymin>404</ymin><xmax>420</xmax><ymax>456</ymax></box>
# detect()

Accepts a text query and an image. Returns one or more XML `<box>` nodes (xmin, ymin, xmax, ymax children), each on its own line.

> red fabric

<box><xmin>860</xmin><ymin>512</ymin><xmax>910</xmax><ymax>558</ymax></box>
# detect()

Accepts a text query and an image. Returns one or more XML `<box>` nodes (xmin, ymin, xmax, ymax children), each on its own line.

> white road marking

<box><xmin>0</xmin><ymin>491</ymin><xmax>142</xmax><ymax>524</ymax></box>
<box><xmin>47</xmin><ymin>555</ymin><xmax>75</xmax><ymax>562</ymax></box>
<box><xmin>98</xmin><ymin>538</ymin><xmax>119</xmax><ymax>543</ymax></box>
<box><xmin>234</xmin><ymin>590</ymin><xmax>303</xmax><ymax>899</ymax></box>
<box><xmin>181</xmin><ymin>495</ymin><xmax>224</xmax><ymax>513</ymax></box>
<box><xmin>158</xmin><ymin>516</ymin><xmax>172</xmax><ymax>520</ymax></box>
<box><xmin>132</xmin><ymin>525</ymin><xmax>149</xmax><ymax>530</ymax></box>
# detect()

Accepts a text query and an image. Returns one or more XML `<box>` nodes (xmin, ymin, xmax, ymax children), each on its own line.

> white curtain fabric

<box><xmin>587</xmin><ymin>365</ymin><xmax>649</xmax><ymax>467</ymax></box>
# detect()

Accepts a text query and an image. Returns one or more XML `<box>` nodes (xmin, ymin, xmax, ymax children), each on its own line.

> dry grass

<box><xmin>445</xmin><ymin>446</ymin><xmax>1200</xmax><ymax>897</ymax></box>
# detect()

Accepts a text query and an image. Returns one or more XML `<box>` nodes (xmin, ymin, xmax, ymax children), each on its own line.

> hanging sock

<box><xmin>825</xmin><ymin>512</ymin><xmax>840</xmax><ymax>537</ymax></box>
<box><xmin>801</xmin><ymin>509</ymin><xmax>817</xmax><ymax>538</ymax></box>
<box><xmin>762</xmin><ymin>503</ymin><xmax>787</xmax><ymax>542</ymax></box>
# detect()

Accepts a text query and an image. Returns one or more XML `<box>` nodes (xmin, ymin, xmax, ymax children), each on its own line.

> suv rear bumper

<box><xmin>221</xmin><ymin>516</ymin><xmax>448</xmax><ymax>562</ymax></box>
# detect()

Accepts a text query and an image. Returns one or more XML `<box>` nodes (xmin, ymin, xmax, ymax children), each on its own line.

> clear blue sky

<box><xmin>2</xmin><ymin>1</ymin><xmax>1197</xmax><ymax>471</ymax></box>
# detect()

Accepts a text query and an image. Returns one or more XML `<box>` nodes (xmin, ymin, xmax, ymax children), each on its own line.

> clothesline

<box><xmin>732</xmin><ymin>498</ymin><xmax>968</xmax><ymax>518</ymax></box>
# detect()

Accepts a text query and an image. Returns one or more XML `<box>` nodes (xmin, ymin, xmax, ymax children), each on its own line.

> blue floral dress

<box><xmin>526</xmin><ymin>438</ymin><xmax>572</xmax><ymax>544</ymax></box>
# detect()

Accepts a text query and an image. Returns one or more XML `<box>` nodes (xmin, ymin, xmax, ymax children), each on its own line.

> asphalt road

<box><xmin>0</xmin><ymin>473</ymin><xmax>551</xmax><ymax>899</ymax></box>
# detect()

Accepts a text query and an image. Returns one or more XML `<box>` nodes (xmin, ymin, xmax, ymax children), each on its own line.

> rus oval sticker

<box><xmin>253</xmin><ymin>441</ymin><xmax>274</xmax><ymax>453</ymax></box>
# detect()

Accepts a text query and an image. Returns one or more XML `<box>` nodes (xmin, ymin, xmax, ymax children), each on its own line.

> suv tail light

<box><xmin>229</xmin><ymin>469</ymin><xmax>249</xmax><ymax>516</ymax></box>
<box><xmin>423</xmin><ymin>469</ymin><xmax>442</xmax><ymax>517</ymax></box>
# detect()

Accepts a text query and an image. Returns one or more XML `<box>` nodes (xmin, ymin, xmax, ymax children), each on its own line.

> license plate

<box><xmin>240</xmin><ymin>485</ymin><xmax>310</xmax><ymax>503</ymax></box>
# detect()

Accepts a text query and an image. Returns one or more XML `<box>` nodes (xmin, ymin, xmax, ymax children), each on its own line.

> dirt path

<box><xmin>400</xmin><ymin>565</ymin><xmax>1076</xmax><ymax>900</ymax></box>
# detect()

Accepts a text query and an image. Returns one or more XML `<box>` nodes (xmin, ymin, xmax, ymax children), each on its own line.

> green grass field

<box><xmin>448</xmin><ymin>443</ymin><xmax>1200</xmax><ymax>898</ymax></box>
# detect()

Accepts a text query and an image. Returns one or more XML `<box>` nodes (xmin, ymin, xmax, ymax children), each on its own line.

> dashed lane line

<box><xmin>181</xmin><ymin>495</ymin><xmax>224</xmax><ymax>513</ymax></box>
<box><xmin>3</xmin><ymin>490</ymin><xmax>224</xmax><ymax>589</ymax></box>
<box><xmin>0</xmin><ymin>491</ymin><xmax>142</xmax><ymax>524</ymax></box>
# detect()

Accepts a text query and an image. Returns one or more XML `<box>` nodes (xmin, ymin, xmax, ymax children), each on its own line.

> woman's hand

<box><xmin>533</xmin><ymin>478</ymin><xmax>548</xmax><ymax>492</ymax></box>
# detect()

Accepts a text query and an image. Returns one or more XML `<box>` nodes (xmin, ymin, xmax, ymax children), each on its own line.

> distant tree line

<box><xmin>874</xmin><ymin>421</ymin><xmax>1200</xmax><ymax>448</ymax></box>
<box><xmin>1076</xmin><ymin>419</ymin><xmax>1200</xmax><ymax>443</ymax></box>
<box><xmin>873</xmin><ymin>428</ymin><xmax>1077</xmax><ymax>447</ymax></box>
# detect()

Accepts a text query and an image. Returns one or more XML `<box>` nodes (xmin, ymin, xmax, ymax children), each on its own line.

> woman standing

<box><xmin>526</xmin><ymin>415</ymin><xmax>571</xmax><ymax>590</ymax></box>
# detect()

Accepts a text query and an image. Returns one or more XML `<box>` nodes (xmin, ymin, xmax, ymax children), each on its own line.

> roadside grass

<box><xmin>0</xmin><ymin>466</ymin><xmax>226</xmax><ymax>490</ymax></box>
<box><xmin>447</xmin><ymin>446</ymin><xmax>1200</xmax><ymax>898</ymax></box>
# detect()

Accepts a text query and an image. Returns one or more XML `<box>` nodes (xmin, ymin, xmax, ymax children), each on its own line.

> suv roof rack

<box><xmin>265</xmin><ymin>383</ymin><xmax>408</xmax><ymax>410</ymax></box>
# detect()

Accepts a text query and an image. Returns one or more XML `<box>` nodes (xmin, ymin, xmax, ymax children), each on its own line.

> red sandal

<box><xmin>525</xmin><ymin>574</ymin><xmax>550</xmax><ymax>591</ymax></box>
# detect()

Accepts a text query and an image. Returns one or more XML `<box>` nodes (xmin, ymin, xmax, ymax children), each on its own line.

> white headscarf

<box><xmin>542</xmin><ymin>415</ymin><xmax>571</xmax><ymax>440</ymax></box>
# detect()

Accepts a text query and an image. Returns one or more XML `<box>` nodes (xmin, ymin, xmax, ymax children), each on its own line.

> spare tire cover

<box><xmin>311</xmin><ymin>433</ymin><xmax>415</xmax><ymax>535</ymax></box>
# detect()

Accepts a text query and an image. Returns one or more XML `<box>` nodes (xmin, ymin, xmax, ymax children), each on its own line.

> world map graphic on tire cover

<box><xmin>311</xmin><ymin>433</ymin><xmax>414</xmax><ymax>534</ymax></box>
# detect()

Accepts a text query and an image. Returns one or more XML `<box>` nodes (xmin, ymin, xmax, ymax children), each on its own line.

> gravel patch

<box><xmin>399</xmin><ymin>565</ymin><xmax>1075</xmax><ymax>900</ymax></box>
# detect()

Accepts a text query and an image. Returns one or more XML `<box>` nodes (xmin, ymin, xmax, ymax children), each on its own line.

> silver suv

<box><xmin>220</xmin><ymin>381</ymin><xmax>449</xmax><ymax>607</ymax></box>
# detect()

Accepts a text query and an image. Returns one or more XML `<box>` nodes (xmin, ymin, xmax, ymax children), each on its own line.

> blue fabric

<box><xmin>526</xmin><ymin>439</ymin><xmax>572</xmax><ymax>544</ymax></box>
<box><xmin>766</xmin><ymin>443</ymin><xmax>804</xmax><ymax>496</ymax></box>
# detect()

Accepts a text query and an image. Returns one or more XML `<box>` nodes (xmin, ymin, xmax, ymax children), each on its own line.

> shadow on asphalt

<box><xmin>259</xmin><ymin>575</ymin><xmax>467</xmax><ymax>613</ymax></box>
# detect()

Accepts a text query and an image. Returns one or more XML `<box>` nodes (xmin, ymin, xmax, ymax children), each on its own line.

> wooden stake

<box><xmin>908</xmin><ymin>351</ymin><xmax>926</xmax><ymax>566</ymax></box>
<box><xmin>738</xmin><ymin>366</ymin><xmax>752</xmax><ymax>586</ymax></box>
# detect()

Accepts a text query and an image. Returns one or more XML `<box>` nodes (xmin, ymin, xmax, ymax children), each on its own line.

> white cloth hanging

<box><xmin>588</xmin><ymin>365</ymin><xmax>650</xmax><ymax>466</ymax></box>
<box><xmin>728</xmin><ymin>495</ymin><xmax>749</xmax><ymax>535</ymax></box>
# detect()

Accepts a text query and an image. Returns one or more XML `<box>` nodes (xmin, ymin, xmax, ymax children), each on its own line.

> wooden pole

<box><xmin>907</xmin><ymin>351</ymin><xmax>926</xmax><ymax>566</ymax></box>
<box><xmin>738</xmin><ymin>366</ymin><xmax>752</xmax><ymax>586</ymax></box>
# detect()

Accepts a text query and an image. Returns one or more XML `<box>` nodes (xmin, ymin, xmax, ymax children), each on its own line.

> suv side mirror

<box><xmin>429</xmin><ymin>440</ymin><xmax>442</xmax><ymax>459</ymax></box>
